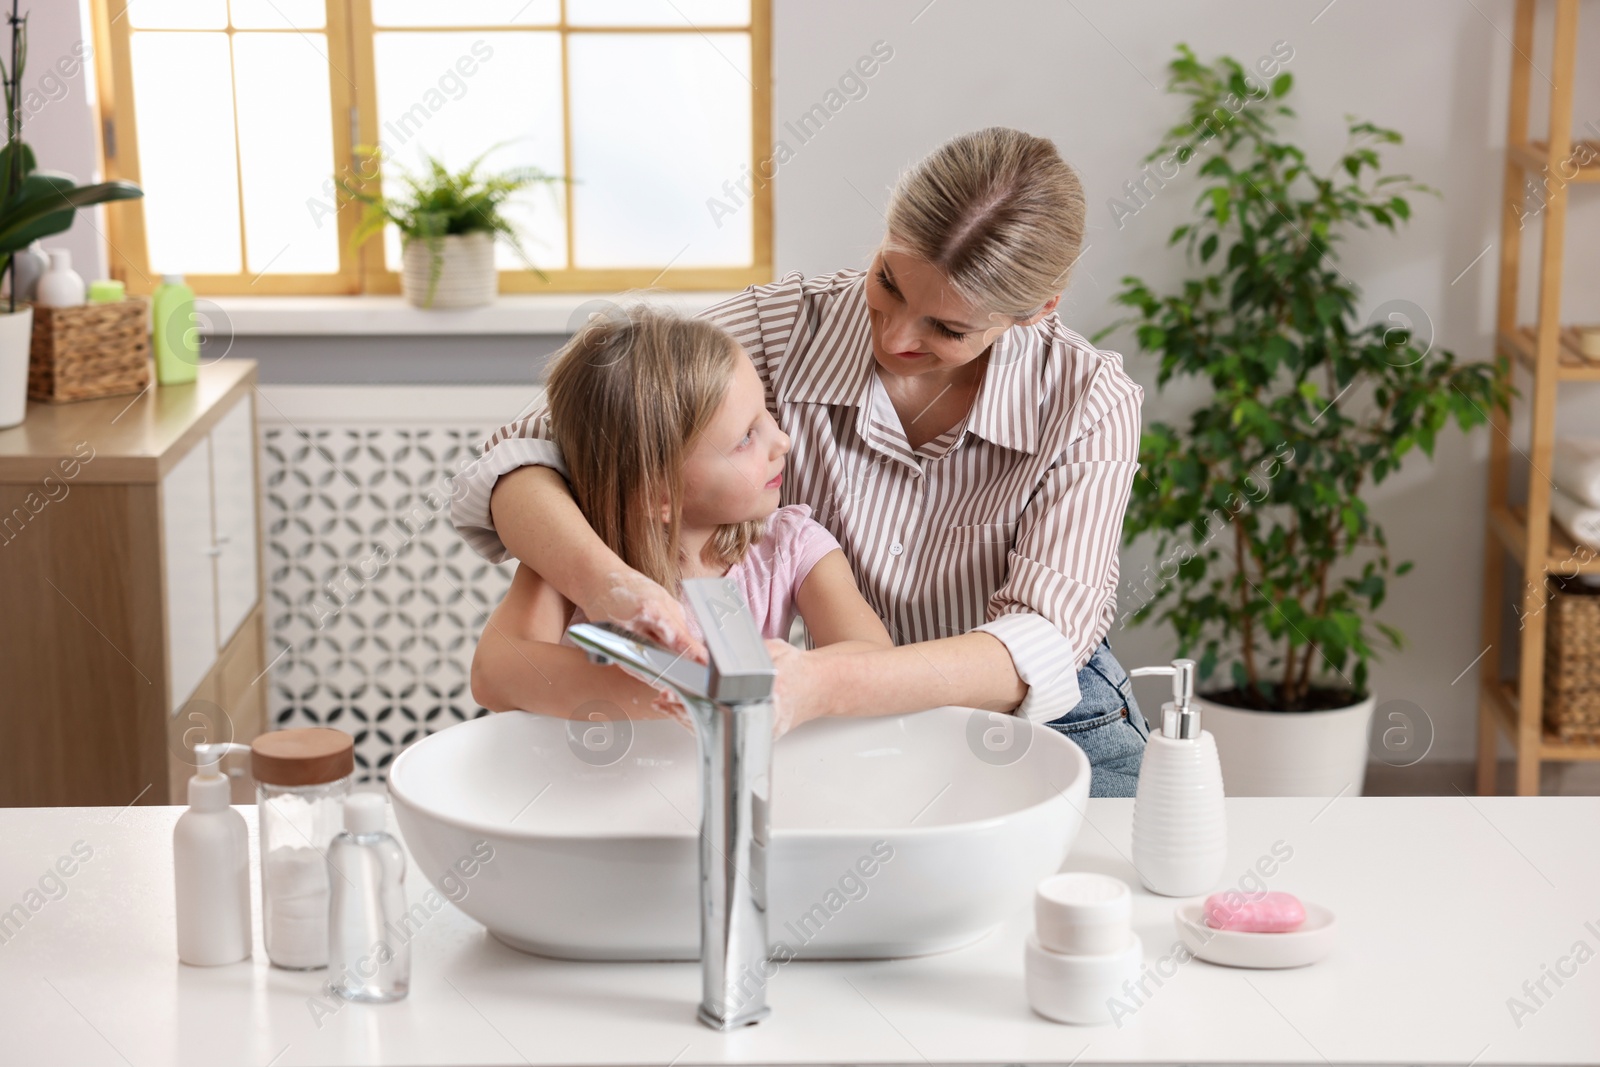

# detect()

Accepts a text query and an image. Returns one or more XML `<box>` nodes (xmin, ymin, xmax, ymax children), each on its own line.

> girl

<box><xmin>469</xmin><ymin>305</ymin><xmax>893</xmax><ymax>730</ymax></box>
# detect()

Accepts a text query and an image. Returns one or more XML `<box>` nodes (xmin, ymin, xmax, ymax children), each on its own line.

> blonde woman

<box><xmin>454</xmin><ymin>128</ymin><xmax>1152</xmax><ymax>797</ymax></box>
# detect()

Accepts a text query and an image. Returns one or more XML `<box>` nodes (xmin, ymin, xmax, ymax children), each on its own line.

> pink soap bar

<box><xmin>1203</xmin><ymin>890</ymin><xmax>1305</xmax><ymax>932</ymax></box>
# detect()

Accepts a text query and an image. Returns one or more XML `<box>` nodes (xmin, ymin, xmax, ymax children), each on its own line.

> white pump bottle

<box><xmin>174</xmin><ymin>741</ymin><xmax>254</xmax><ymax>965</ymax></box>
<box><xmin>1128</xmin><ymin>658</ymin><xmax>1228</xmax><ymax>897</ymax></box>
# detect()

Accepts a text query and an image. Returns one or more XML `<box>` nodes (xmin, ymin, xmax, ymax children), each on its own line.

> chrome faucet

<box><xmin>566</xmin><ymin>577</ymin><xmax>776</xmax><ymax>1031</ymax></box>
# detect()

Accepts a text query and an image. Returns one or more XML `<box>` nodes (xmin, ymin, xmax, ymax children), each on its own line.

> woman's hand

<box><xmin>765</xmin><ymin>639</ymin><xmax>834</xmax><ymax>738</ymax></box>
<box><xmin>585</xmin><ymin>569</ymin><xmax>708</xmax><ymax>663</ymax></box>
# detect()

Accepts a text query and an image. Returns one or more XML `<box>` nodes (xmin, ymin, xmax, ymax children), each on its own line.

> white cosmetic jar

<box><xmin>1024</xmin><ymin>931</ymin><xmax>1144</xmax><ymax>1026</ymax></box>
<box><xmin>1035</xmin><ymin>872</ymin><xmax>1132</xmax><ymax>955</ymax></box>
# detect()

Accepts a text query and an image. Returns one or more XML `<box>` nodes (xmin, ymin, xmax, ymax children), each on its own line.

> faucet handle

<box><xmin>1128</xmin><ymin>657</ymin><xmax>1197</xmax><ymax>710</ymax></box>
<box><xmin>682</xmin><ymin>578</ymin><xmax>776</xmax><ymax>705</ymax></box>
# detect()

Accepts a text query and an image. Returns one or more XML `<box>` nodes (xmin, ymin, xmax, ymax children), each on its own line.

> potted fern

<box><xmin>340</xmin><ymin>141</ymin><xmax>563</xmax><ymax>309</ymax></box>
<box><xmin>1095</xmin><ymin>45</ymin><xmax>1509</xmax><ymax>795</ymax></box>
<box><xmin>0</xmin><ymin>1</ymin><xmax>142</xmax><ymax>427</ymax></box>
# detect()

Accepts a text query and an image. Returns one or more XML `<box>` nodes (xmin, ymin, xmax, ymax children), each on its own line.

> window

<box><xmin>91</xmin><ymin>0</ymin><xmax>772</xmax><ymax>294</ymax></box>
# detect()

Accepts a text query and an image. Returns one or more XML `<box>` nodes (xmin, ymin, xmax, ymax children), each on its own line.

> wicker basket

<box><xmin>1543</xmin><ymin>574</ymin><xmax>1600</xmax><ymax>741</ymax></box>
<box><xmin>27</xmin><ymin>297</ymin><xmax>152</xmax><ymax>403</ymax></box>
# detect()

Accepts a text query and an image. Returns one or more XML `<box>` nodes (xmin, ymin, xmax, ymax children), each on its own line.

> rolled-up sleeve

<box><xmin>972</xmin><ymin>372</ymin><xmax>1143</xmax><ymax>725</ymax></box>
<box><xmin>449</xmin><ymin>402</ymin><xmax>566</xmax><ymax>566</ymax></box>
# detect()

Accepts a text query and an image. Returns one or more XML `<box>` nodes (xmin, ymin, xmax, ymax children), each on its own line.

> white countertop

<box><xmin>2</xmin><ymin>796</ymin><xmax>1596</xmax><ymax>1066</ymax></box>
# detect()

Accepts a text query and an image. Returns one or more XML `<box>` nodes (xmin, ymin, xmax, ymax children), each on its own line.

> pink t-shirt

<box><xmin>561</xmin><ymin>504</ymin><xmax>843</xmax><ymax>646</ymax></box>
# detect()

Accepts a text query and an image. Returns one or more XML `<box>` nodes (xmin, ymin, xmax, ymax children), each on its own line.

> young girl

<box><xmin>469</xmin><ymin>304</ymin><xmax>892</xmax><ymax>730</ymax></box>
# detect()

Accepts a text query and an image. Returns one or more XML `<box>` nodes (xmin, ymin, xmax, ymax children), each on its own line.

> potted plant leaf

<box><xmin>0</xmin><ymin>1</ymin><xmax>143</xmax><ymax>428</ymax></box>
<box><xmin>339</xmin><ymin>141</ymin><xmax>563</xmax><ymax>309</ymax></box>
<box><xmin>1094</xmin><ymin>44</ymin><xmax>1510</xmax><ymax>795</ymax></box>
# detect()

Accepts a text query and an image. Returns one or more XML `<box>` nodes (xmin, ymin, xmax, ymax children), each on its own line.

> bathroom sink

<box><xmin>388</xmin><ymin>706</ymin><xmax>1091</xmax><ymax>961</ymax></box>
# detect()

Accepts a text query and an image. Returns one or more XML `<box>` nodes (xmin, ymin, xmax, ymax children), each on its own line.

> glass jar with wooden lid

<box><xmin>251</xmin><ymin>728</ymin><xmax>354</xmax><ymax>970</ymax></box>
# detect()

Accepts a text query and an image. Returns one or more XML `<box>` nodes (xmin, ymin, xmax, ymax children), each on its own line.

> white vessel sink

<box><xmin>388</xmin><ymin>706</ymin><xmax>1091</xmax><ymax>961</ymax></box>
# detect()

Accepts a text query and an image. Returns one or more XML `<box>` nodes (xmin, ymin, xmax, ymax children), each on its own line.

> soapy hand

<box><xmin>765</xmin><ymin>639</ymin><xmax>826</xmax><ymax>739</ymax></box>
<box><xmin>649</xmin><ymin>688</ymin><xmax>694</xmax><ymax>732</ymax></box>
<box><xmin>592</xmin><ymin>654</ymin><xmax>696</xmax><ymax>732</ymax></box>
<box><xmin>587</xmin><ymin>569</ymin><xmax>708</xmax><ymax>664</ymax></box>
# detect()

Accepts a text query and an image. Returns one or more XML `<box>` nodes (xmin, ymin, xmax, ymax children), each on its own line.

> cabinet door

<box><xmin>210</xmin><ymin>394</ymin><xmax>259</xmax><ymax>646</ymax></box>
<box><xmin>161</xmin><ymin>439</ymin><xmax>219</xmax><ymax>716</ymax></box>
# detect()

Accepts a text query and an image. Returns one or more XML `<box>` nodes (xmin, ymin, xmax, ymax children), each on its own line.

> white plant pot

<box><xmin>400</xmin><ymin>231</ymin><xmax>497</xmax><ymax>309</ymax></box>
<box><xmin>1196</xmin><ymin>692</ymin><xmax>1376</xmax><ymax>797</ymax></box>
<box><xmin>0</xmin><ymin>303</ymin><xmax>35</xmax><ymax>429</ymax></box>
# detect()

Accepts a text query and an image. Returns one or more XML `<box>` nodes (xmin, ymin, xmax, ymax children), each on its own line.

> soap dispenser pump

<box><xmin>1127</xmin><ymin>659</ymin><xmax>1228</xmax><ymax>897</ymax></box>
<box><xmin>174</xmin><ymin>741</ymin><xmax>253</xmax><ymax>965</ymax></box>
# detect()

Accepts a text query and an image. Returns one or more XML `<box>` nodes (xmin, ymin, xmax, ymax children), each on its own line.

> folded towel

<box><xmin>1550</xmin><ymin>484</ymin><xmax>1600</xmax><ymax>550</ymax></box>
<box><xmin>1552</xmin><ymin>437</ymin><xmax>1600</xmax><ymax>508</ymax></box>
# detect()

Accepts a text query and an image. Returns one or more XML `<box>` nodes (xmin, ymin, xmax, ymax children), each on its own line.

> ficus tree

<box><xmin>1095</xmin><ymin>44</ymin><xmax>1511</xmax><ymax>711</ymax></box>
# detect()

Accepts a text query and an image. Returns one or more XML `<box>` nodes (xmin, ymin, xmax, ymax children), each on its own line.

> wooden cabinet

<box><xmin>0</xmin><ymin>361</ymin><xmax>267</xmax><ymax>807</ymax></box>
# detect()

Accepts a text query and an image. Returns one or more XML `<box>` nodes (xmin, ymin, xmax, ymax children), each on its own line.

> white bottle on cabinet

<box><xmin>174</xmin><ymin>742</ymin><xmax>254</xmax><ymax>966</ymax></box>
<box><xmin>10</xmin><ymin>240</ymin><xmax>49</xmax><ymax>301</ymax></box>
<box><xmin>1128</xmin><ymin>659</ymin><xmax>1229</xmax><ymax>897</ymax></box>
<box><xmin>34</xmin><ymin>249</ymin><xmax>86</xmax><ymax>308</ymax></box>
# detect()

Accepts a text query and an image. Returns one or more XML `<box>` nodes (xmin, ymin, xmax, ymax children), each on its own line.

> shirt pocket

<box><xmin>930</xmin><ymin>522</ymin><xmax>1014</xmax><ymax>624</ymax></box>
<box><xmin>944</xmin><ymin>522</ymin><xmax>1013</xmax><ymax>546</ymax></box>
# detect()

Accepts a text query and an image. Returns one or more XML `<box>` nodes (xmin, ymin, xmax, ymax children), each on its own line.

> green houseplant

<box><xmin>1094</xmin><ymin>45</ymin><xmax>1510</xmax><ymax>793</ymax></box>
<box><xmin>340</xmin><ymin>141</ymin><xmax>563</xmax><ymax>309</ymax></box>
<box><xmin>0</xmin><ymin>1</ymin><xmax>143</xmax><ymax>427</ymax></box>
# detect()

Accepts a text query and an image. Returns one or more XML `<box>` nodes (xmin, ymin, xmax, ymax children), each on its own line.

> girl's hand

<box><xmin>765</xmin><ymin>639</ymin><xmax>830</xmax><ymax>739</ymax></box>
<box><xmin>649</xmin><ymin>688</ymin><xmax>695</xmax><ymax>732</ymax></box>
<box><xmin>586</xmin><ymin>569</ymin><xmax>708</xmax><ymax>663</ymax></box>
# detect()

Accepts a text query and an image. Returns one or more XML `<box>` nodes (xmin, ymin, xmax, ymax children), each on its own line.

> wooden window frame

<box><xmin>88</xmin><ymin>0</ymin><xmax>773</xmax><ymax>296</ymax></box>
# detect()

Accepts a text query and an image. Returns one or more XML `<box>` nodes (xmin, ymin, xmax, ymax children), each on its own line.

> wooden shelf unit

<box><xmin>1476</xmin><ymin>0</ymin><xmax>1600</xmax><ymax>795</ymax></box>
<box><xmin>1507</xmin><ymin>138</ymin><xmax>1600</xmax><ymax>180</ymax></box>
<box><xmin>1497</xmin><ymin>326</ymin><xmax>1600</xmax><ymax>381</ymax></box>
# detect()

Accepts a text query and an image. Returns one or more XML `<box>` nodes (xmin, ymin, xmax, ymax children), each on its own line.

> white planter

<box><xmin>400</xmin><ymin>231</ymin><xmax>497</xmax><ymax>309</ymax></box>
<box><xmin>1196</xmin><ymin>692</ymin><xmax>1376</xmax><ymax>797</ymax></box>
<box><xmin>0</xmin><ymin>303</ymin><xmax>35</xmax><ymax>429</ymax></box>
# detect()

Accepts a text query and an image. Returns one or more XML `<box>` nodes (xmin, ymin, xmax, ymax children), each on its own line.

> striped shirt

<box><xmin>450</xmin><ymin>269</ymin><xmax>1144</xmax><ymax>724</ymax></box>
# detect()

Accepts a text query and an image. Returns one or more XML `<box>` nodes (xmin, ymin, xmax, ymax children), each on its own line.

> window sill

<box><xmin>201</xmin><ymin>291</ymin><xmax>744</xmax><ymax>337</ymax></box>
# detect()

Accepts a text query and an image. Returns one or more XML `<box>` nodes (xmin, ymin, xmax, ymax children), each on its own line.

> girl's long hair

<box><xmin>544</xmin><ymin>304</ymin><xmax>765</xmax><ymax>592</ymax></box>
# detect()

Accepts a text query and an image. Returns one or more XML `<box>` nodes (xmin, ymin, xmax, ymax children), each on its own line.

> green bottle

<box><xmin>152</xmin><ymin>273</ymin><xmax>199</xmax><ymax>385</ymax></box>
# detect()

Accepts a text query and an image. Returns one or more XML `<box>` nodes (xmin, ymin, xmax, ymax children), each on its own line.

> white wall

<box><xmin>16</xmin><ymin>0</ymin><xmax>107</xmax><ymax>282</ymax></box>
<box><xmin>32</xmin><ymin>0</ymin><xmax>1600</xmax><ymax>760</ymax></box>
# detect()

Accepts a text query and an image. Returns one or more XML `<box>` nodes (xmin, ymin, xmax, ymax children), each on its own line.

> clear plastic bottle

<box><xmin>327</xmin><ymin>793</ymin><xmax>410</xmax><ymax>1002</ymax></box>
<box><xmin>251</xmin><ymin>728</ymin><xmax>354</xmax><ymax>970</ymax></box>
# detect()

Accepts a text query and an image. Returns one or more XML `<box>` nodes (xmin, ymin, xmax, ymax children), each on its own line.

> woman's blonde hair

<box><xmin>883</xmin><ymin>127</ymin><xmax>1086</xmax><ymax>321</ymax></box>
<box><xmin>544</xmin><ymin>304</ymin><xmax>765</xmax><ymax>592</ymax></box>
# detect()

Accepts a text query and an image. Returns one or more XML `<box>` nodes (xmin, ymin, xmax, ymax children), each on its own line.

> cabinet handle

<box><xmin>203</xmin><ymin>544</ymin><xmax>223</xmax><ymax>557</ymax></box>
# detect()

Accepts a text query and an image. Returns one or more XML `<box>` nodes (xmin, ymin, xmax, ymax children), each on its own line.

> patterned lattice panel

<box><xmin>260</xmin><ymin>423</ymin><xmax>516</xmax><ymax>784</ymax></box>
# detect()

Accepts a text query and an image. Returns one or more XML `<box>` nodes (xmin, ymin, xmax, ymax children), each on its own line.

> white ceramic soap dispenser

<box><xmin>1128</xmin><ymin>658</ymin><xmax>1228</xmax><ymax>897</ymax></box>
<box><xmin>174</xmin><ymin>741</ymin><xmax>254</xmax><ymax>965</ymax></box>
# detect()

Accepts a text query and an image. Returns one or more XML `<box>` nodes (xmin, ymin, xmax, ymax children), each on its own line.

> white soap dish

<box><xmin>1173</xmin><ymin>902</ymin><xmax>1337</xmax><ymax>969</ymax></box>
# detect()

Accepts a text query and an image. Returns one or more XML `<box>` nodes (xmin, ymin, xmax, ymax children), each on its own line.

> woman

<box><xmin>451</xmin><ymin>128</ymin><xmax>1152</xmax><ymax>797</ymax></box>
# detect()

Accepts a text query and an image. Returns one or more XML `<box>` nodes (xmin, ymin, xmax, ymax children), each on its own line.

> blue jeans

<box><xmin>1044</xmin><ymin>637</ymin><xmax>1151</xmax><ymax>798</ymax></box>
